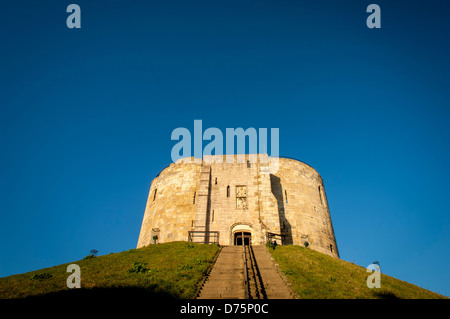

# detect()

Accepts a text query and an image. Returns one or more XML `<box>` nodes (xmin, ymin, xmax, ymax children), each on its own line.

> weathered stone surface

<box><xmin>137</xmin><ymin>154</ymin><xmax>339</xmax><ymax>258</ymax></box>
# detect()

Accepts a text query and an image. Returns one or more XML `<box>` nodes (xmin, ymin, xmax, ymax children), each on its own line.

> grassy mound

<box><xmin>0</xmin><ymin>242</ymin><xmax>220</xmax><ymax>299</ymax></box>
<box><xmin>268</xmin><ymin>245</ymin><xmax>446</xmax><ymax>299</ymax></box>
<box><xmin>2</xmin><ymin>242</ymin><xmax>445</xmax><ymax>300</ymax></box>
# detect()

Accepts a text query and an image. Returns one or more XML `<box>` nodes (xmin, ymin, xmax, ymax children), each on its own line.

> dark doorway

<box><xmin>234</xmin><ymin>232</ymin><xmax>251</xmax><ymax>245</ymax></box>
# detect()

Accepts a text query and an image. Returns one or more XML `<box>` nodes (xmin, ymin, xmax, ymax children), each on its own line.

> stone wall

<box><xmin>136</xmin><ymin>160</ymin><xmax>201</xmax><ymax>246</ymax></box>
<box><xmin>270</xmin><ymin>157</ymin><xmax>339</xmax><ymax>257</ymax></box>
<box><xmin>137</xmin><ymin>154</ymin><xmax>339</xmax><ymax>258</ymax></box>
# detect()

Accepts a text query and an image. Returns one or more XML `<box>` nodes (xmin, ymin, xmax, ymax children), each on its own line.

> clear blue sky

<box><xmin>1</xmin><ymin>1</ymin><xmax>449</xmax><ymax>297</ymax></box>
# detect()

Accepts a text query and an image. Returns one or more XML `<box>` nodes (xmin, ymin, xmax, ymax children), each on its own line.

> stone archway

<box><xmin>230</xmin><ymin>223</ymin><xmax>253</xmax><ymax>246</ymax></box>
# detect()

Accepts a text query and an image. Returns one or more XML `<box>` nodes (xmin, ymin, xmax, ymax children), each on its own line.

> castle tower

<box><xmin>137</xmin><ymin>154</ymin><xmax>339</xmax><ymax>258</ymax></box>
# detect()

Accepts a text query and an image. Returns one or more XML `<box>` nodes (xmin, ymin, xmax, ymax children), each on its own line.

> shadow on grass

<box><xmin>373</xmin><ymin>291</ymin><xmax>401</xmax><ymax>299</ymax></box>
<box><xmin>21</xmin><ymin>286</ymin><xmax>177</xmax><ymax>302</ymax></box>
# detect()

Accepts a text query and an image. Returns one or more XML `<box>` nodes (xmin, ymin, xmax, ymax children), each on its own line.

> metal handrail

<box><xmin>188</xmin><ymin>231</ymin><xmax>220</xmax><ymax>244</ymax></box>
<box><xmin>243</xmin><ymin>246</ymin><xmax>249</xmax><ymax>299</ymax></box>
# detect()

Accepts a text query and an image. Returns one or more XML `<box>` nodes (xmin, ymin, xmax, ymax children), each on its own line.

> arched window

<box><xmin>227</xmin><ymin>185</ymin><xmax>230</xmax><ymax>198</ymax></box>
<box><xmin>330</xmin><ymin>244</ymin><xmax>333</xmax><ymax>253</ymax></box>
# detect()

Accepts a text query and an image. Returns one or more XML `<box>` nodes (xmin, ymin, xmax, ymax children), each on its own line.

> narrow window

<box><xmin>247</xmin><ymin>160</ymin><xmax>251</xmax><ymax>168</ymax></box>
<box><xmin>318</xmin><ymin>186</ymin><xmax>323</xmax><ymax>205</ymax></box>
<box><xmin>227</xmin><ymin>185</ymin><xmax>230</xmax><ymax>198</ymax></box>
<box><xmin>153</xmin><ymin>188</ymin><xmax>157</xmax><ymax>201</ymax></box>
<box><xmin>330</xmin><ymin>244</ymin><xmax>333</xmax><ymax>253</ymax></box>
<box><xmin>193</xmin><ymin>192</ymin><xmax>196</xmax><ymax>204</ymax></box>
<box><xmin>215</xmin><ymin>177</ymin><xmax>217</xmax><ymax>185</ymax></box>
<box><xmin>212</xmin><ymin>210</ymin><xmax>215</xmax><ymax>222</ymax></box>
<box><xmin>285</xmin><ymin>190</ymin><xmax>288</xmax><ymax>203</ymax></box>
<box><xmin>191</xmin><ymin>220</ymin><xmax>194</xmax><ymax>227</ymax></box>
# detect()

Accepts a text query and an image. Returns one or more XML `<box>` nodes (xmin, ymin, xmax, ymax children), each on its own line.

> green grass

<box><xmin>2</xmin><ymin>242</ymin><xmax>446</xmax><ymax>299</ymax></box>
<box><xmin>0</xmin><ymin>242</ymin><xmax>220</xmax><ymax>299</ymax></box>
<box><xmin>268</xmin><ymin>245</ymin><xmax>447</xmax><ymax>299</ymax></box>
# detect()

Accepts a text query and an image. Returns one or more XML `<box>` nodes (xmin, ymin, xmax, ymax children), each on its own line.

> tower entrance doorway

<box><xmin>234</xmin><ymin>232</ymin><xmax>251</xmax><ymax>246</ymax></box>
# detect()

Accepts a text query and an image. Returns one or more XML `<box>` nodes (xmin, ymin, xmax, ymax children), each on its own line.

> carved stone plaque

<box><xmin>236</xmin><ymin>186</ymin><xmax>247</xmax><ymax>209</ymax></box>
<box><xmin>236</xmin><ymin>186</ymin><xmax>247</xmax><ymax>197</ymax></box>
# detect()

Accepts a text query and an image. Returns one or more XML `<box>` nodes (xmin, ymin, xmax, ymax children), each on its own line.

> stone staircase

<box><xmin>251</xmin><ymin>245</ymin><xmax>295</xmax><ymax>299</ymax></box>
<box><xmin>197</xmin><ymin>245</ymin><xmax>296</xmax><ymax>299</ymax></box>
<box><xmin>197</xmin><ymin>246</ymin><xmax>245</xmax><ymax>299</ymax></box>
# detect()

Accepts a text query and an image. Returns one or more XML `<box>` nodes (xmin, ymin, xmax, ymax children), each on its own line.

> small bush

<box><xmin>181</xmin><ymin>264</ymin><xmax>194</xmax><ymax>270</ymax></box>
<box><xmin>284</xmin><ymin>269</ymin><xmax>298</xmax><ymax>276</ymax></box>
<box><xmin>128</xmin><ymin>262</ymin><xmax>150</xmax><ymax>274</ymax></box>
<box><xmin>194</xmin><ymin>258</ymin><xmax>207</xmax><ymax>265</ymax></box>
<box><xmin>83</xmin><ymin>255</ymin><xmax>96</xmax><ymax>260</ymax></box>
<box><xmin>30</xmin><ymin>273</ymin><xmax>53</xmax><ymax>281</ymax></box>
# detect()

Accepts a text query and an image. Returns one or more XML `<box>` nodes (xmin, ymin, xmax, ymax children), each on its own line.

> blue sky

<box><xmin>1</xmin><ymin>0</ymin><xmax>449</xmax><ymax>297</ymax></box>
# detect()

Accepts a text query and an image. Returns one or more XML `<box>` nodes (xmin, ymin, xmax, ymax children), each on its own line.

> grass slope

<box><xmin>0</xmin><ymin>242</ymin><xmax>220</xmax><ymax>300</ymax></box>
<box><xmin>2</xmin><ymin>243</ymin><xmax>446</xmax><ymax>300</ymax></box>
<box><xmin>268</xmin><ymin>245</ymin><xmax>446</xmax><ymax>299</ymax></box>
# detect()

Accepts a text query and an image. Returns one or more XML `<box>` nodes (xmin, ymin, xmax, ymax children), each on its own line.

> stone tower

<box><xmin>137</xmin><ymin>154</ymin><xmax>339</xmax><ymax>258</ymax></box>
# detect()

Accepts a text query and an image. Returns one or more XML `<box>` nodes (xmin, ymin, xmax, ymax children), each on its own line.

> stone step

<box><xmin>197</xmin><ymin>245</ymin><xmax>295</xmax><ymax>299</ymax></box>
<box><xmin>250</xmin><ymin>246</ymin><xmax>295</xmax><ymax>299</ymax></box>
<box><xmin>198</xmin><ymin>246</ymin><xmax>245</xmax><ymax>299</ymax></box>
